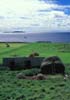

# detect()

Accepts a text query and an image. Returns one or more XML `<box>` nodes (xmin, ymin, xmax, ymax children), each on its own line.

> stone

<box><xmin>40</xmin><ymin>56</ymin><xmax>65</xmax><ymax>75</ymax></box>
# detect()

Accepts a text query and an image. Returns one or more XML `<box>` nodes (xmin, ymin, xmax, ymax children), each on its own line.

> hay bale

<box><xmin>40</xmin><ymin>56</ymin><xmax>65</xmax><ymax>75</ymax></box>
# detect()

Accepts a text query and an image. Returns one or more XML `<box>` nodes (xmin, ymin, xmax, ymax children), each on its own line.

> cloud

<box><xmin>40</xmin><ymin>0</ymin><xmax>70</xmax><ymax>5</ymax></box>
<box><xmin>0</xmin><ymin>0</ymin><xmax>70</xmax><ymax>33</ymax></box>
<box><xmin>0</xmin><ymin>16</ymin><xmax>4</xmax><ymax>19</ymax></box>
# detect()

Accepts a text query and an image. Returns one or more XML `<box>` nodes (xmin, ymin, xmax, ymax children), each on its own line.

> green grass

<box><xmin>0</xmin><ymin>70</ymin><xmax>70</xmax><ymax>100</ymax></box>
<box><xmin>0</xmin><ymin>42</ymin><xmax>70</xmax><ymax>63</ymax></box>
<box><xmin>0</xmin><ymin>42</ymin><xmax>70</xmax><ymax>100</ymax></box>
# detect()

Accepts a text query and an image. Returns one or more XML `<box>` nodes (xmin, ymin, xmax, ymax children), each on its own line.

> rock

<box><xmin>40</xmin><ymin>56</ymin><xmax>65</xmax><ymax>75</ymax></box>
<box><xmin>33</xmin><ymin>52</ymin><xmax>39</xmax><ymax>56</ymax></box>
<box><xmin>29</xmin><ymin>52</ymin><xmax>39</xmax><ymax>57</ymax></box>
<box><xmin>16</xmin><ymin>73</ymin><xmax>26</xmax><ymax>79</ymax></box>
<box><xmin>36</xmin><ymin>73</ymin><xmax>46</xmax><ymax>80</ymax></box>
<box><xmin>31</xmin><ymin>75</ymin><xmax>37</xmax><ymax>80</ymax></box>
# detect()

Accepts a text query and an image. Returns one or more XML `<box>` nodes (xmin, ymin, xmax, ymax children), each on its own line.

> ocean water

<box><xmin>0</xmin><ymin>32</ymin><xmax>70</xmax><ymax>43</ymax></box>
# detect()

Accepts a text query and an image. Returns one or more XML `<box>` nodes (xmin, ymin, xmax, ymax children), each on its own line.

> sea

<box><xmin>0</xmin><ymin>32</ymin><xmax>70</xmax><ymax>43</ymax></box>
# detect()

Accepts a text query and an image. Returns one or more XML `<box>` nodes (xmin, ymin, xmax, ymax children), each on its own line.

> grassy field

<box><xmin>0</xmin><ymin>42</ymin><xmax>70</xmax><ymax>63</ymax></box>
<box><xmin>0</xmin><ymin>42</ymin><xmax>70</xmax><ymax>100</ymax></box>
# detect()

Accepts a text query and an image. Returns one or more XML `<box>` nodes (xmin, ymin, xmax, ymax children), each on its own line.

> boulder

<box><xmin>40</xmin><ymin>56</ymin><xmax>65</xmax><ymax>75</ymax></box>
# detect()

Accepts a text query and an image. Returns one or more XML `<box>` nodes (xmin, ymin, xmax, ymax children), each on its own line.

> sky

<box><xmin>0</xmin><ymin>0</ymin><xmax>70</xmax><ymax>34</ymax></box>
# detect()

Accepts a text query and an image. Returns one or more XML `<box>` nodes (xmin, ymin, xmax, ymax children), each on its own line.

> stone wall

<box><xmin>3</xmin><ymin>57</ymin><xmax>44</xmax><ymax>69</ymax></box>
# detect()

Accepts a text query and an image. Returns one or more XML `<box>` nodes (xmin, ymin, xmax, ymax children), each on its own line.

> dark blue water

<box><xmin>0</xmin><ymin>32</ymin><xmax>70</xmax><ymax>43</ymax></box>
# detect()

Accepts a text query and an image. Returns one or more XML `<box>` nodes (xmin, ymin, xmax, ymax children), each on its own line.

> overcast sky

<box><xmin>0</xmin><ymin>0</ymin><xmax>70</xmax><ymax>34</ymax></box>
